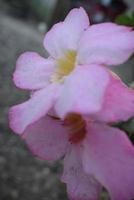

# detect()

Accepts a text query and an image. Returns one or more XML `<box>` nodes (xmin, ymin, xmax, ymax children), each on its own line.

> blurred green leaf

<box><xmin>115</xmin><ymin>118</ymin><xmax>134</xmax><ymax>143</ymax></box>
<box><xmin>132</xmin><ymin>11</ymin><xmax>134</xmax><ymax>18</ymax></box>
<box><xmin>115</xmin><ymin>13</ymin><xmax>134</xmax><ymax>27</ymax></box>
<box><xmin>130</xmin><ymin>81</ymin><xmax>134</xmax><ymax>89</ymax></box>
<box><xmin>100</xmin><ymin>190</ymin><xmax>110</xmax><ymax>200</ymax></box>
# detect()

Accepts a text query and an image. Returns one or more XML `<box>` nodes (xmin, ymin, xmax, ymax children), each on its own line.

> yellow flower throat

<box><xmin>51</xmin><ymin>51</ymin><xmax>77</xmax><ymax>83</ymax></box>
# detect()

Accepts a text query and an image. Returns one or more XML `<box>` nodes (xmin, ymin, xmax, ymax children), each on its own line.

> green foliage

<box><xmin>115</xmin><ymin>12</ymin><xmax>134</xmax><ymax>27</ymax></box>
<box><xmin>130</xmin><ymin>81</ymin><xmax>134</xmax><ymax>89</ymax></box>
<box><xmin>116</xmin><ymin>118</ymin><xmax>134</xmax><ymax>143</ymax></box>
<box><xmin>28</xmin><ymin>0</ymin><xmax>57</xmax><ymax>23</ymax></box>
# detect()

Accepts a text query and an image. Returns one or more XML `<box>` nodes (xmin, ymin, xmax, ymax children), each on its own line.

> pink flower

<box><xmin>8</xmin><ymin>7</ymin><xmax>134</xmax><ymax>199</ymax></box>
<box><xmin>9</xmin><ymin>7</ymin><xmax>134</xmax><ymax>134</ymax></box>
<box><xmin>21</xmin><ymin>111</ymin><xmax>134</xmax><ymax>200</ymax></box>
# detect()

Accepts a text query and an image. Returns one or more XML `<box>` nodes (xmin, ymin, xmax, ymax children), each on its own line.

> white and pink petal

<box><xmin>62</xmin><ymin>146</ymin><xmax>102</xmax><ymax>200</ymax></box>
<box><xmin>93</xmin><ymin>72</ymin><xmax>134</xmax><ymax>123</ymax></box>
<box><xmin>14</xmin><ymin>52</ymin><xmax>55</xmax><ymax>90</ymax></box>
<box><xmin>55</xmin><ymin>65</ymin><xmax>109</xmax><ymax>118</ymax></box>
<box><xmin>44</xmin><ymin>7</ymin><xmax>89</xmax><ymax>59</ymax></box>
<box><xmin>82</xmin><ymin>123</ymin><xmax>134</xmax><ymax>200</ymax></box>
<box><xmin>22</xmin><ymin>115</ymin><xmax>69</xmax><ymax>161</ymax></box>
<box><xmin>77</xmin><ymin>23</ymin><xmax>134</xmax><ymax>66</ymax></box>
<box><xmin>9</xmin><ymin>84</ymin><xmax>61</xmax><ymax>134</ymax></box>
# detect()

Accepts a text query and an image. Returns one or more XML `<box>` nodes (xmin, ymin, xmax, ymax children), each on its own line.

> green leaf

<box><xmin>115</xmin><ymin>13</ymin><xmax>134</xmax><ymax>27</ymax></box>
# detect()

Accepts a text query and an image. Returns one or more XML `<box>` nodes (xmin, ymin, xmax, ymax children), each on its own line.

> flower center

<box><xmin>63</xmin><ymin>113</ymin><xmax>87</xmax><ymax>144</ymax></box>
<box><xmin>48</xmin><ymin>113</ymin><xmax>87</xmax><ymax>144</ymax></box>
<box><xmin>51</xmin><ymin>50</ymin><xmax>77</xmax><ymax>83</ymax></box>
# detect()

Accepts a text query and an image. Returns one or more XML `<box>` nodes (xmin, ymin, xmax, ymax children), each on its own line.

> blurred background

<box><xmin>0</xmin><ymin>0</ymin><xmax>134</xmax><ymax>200</ymax></box>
